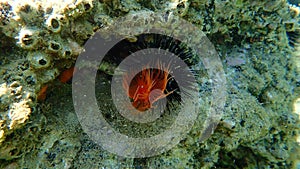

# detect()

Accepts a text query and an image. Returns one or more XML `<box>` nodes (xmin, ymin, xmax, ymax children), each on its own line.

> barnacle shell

<box><xmin>28</xmin><ymin>51</ymin><xmax>52</xmax><ymax>69</ymax></box>
<box><xmin>45</xmin><ymin>14</ymin><xmax>63</xmax><ymax>33</ymax></box>
<box><xmin>47</xmin><ymin>40</ymin><xmax>61</xmax><ymax>52</ymax></box>
<box><xmin>16</xmin><ymin>27</ymin><xmax>39</xmax><ymax>49</ymax></box>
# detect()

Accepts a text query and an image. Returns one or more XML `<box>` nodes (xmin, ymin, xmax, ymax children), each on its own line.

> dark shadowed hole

<box><xmin>50</xmin><ymin>42</ymin><xmax>60</xmax><ymax>50</ymax></box>
<box><xmin>64</xmin><ymin>51</ymin><xmax>72</xmax><ymax>56</ymax></box>
<box><xmin>84</xmin><ymin>3</ymin><xmax>91</xmax><ymax>11</ymax></box>
<box><xmin>39</xmin><ymin>59</ymin><xmax>47</xmax><ymax>65</ymax></box>
<box><xmin>25</xmin><ymin>76</ymin><xmax>35</xmax><ymax>85</ymax></box>
<box><xmin>22</xmin><ymin>34</ymin><xmax>34</xmax><ymax>46</ymax></box>
<box><xmin>51</xmin><ymin>18</ymin><xmax>60</xmax><ymax>29</ymax></box>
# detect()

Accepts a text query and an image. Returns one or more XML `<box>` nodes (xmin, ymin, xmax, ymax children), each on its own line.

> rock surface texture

<box><xmin>0</xmin><ymin>0</ymin><xmax>299</xmax><ymax>168</ymax></box>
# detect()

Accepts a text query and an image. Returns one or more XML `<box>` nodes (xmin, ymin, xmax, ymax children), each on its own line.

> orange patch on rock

<box><xmin>59</xmin><ymin>66</ymin><xmax>75</xmax><ymax>83</ymax></box>
<box><xmin>37</xmin><ymin>85</ymin><xmax>48</xmax><ymax>101</ymax></box>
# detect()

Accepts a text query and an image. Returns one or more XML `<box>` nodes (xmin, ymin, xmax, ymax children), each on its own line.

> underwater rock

<box><xmin>0</xmin><ymin>0</ymin><xmax>299</xmax><ymax>168</ymax></box>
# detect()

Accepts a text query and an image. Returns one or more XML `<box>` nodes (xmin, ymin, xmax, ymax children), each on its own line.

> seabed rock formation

<box><xmin>0</xmin><ymin>0</ymin><xmax>300</xmax><ymax>168</ymax></box>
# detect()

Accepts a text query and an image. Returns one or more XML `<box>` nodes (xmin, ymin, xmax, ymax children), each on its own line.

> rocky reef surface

<box><xmin>0</xmin><ymin>0</ymin><xmax>299</xmax><ymax>168</ymax></box>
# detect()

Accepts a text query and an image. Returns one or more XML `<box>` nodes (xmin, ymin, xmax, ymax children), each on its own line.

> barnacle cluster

<box><xmin>0</xmin><ymin>0</ymin><xmax>299</xmax><ymax>168</ymax></box>
<box><xmin>0</xmin><ymin>0</ymin><xmax>103</xmax><ymax>163</ymax></box>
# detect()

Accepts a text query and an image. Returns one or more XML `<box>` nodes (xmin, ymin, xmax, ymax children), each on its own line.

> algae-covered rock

<box><xmin>0</xmin><ymin>0</ymin><xmax>299</xmax><ymax>168</ymax></box>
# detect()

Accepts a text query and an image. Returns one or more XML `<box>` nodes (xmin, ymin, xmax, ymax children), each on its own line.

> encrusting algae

<box><xmin>0</xmin><ymin>0</ymin><xmax>299</xmax><ymax>168</ymax></box>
